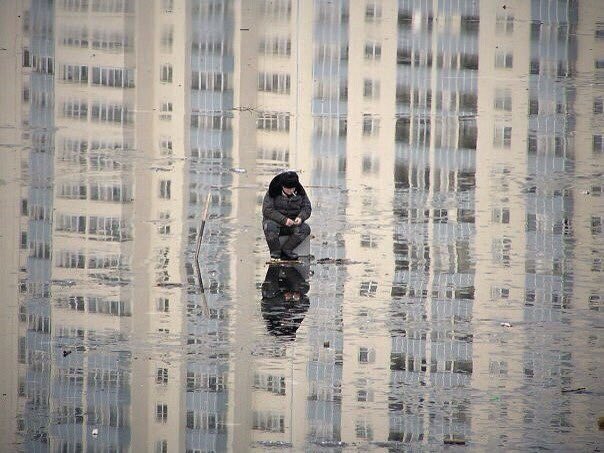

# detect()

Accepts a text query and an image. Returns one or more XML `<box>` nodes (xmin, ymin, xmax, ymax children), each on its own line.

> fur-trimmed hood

<box><xmin>267</xmin><ymin>172</ymin><xmax>307</xmax><ymax>198</ymax></box>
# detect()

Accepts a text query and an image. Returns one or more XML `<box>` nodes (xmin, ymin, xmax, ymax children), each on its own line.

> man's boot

<box><xmin>263</xmin><ymin>221</ymin><xmax>282</xmax><ymax>259</ymax></box>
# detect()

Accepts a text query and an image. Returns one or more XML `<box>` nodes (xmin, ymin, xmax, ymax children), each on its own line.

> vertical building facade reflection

<box><xmin>390</xmin><ymin>0</ymin><xmax>478</xmax><ymax>444</ymax></box>
<box><xmin>2</xmin><ymin>0</ymin><xmax>602</xmax><ymax>451</ymax></box>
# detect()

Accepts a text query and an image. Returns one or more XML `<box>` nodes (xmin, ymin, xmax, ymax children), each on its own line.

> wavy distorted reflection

<box><xmin>0</xmin><ymin>0</ymin><xmax>602</xmax><ymax>451</ymax></box>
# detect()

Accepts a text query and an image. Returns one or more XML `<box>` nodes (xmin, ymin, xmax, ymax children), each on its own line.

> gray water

<box><xmin>0</xmin><ymin>0</ymin><xmax>603</xmax><ymax>451</ymax></box>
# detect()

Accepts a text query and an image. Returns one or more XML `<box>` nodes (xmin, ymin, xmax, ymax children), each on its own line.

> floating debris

<box><xmin>315</xmin><ymin>258</ymin><xmax>364</xmax><ymax>265</ymax></box>
<box><xmin>230</xmin><ymin>167</ymin><xmax>247</xmax><ymax>174</ymax></box>
<box><xmin>254</xmin><ymin>441</ymin><xmax>293</xmax><ymax>448</ymax></box>
<box><xmin>444</xmin><ymin>437</ymin><xmax>466</xmax><ymax>445</ymax></box>
<box><xmin>561</xmin><ymin>387</ymin><xmax>587</xmax><ymax>393</ymax></box>
<box><xmin>500</xmin><ymin>322</ymin><xmax>512</xmax><ymax>328</ymax></box>
<box><xmin>312</xmin><ymin>441</ymin><xmax>347</xmax><ymax>447</ymax></box>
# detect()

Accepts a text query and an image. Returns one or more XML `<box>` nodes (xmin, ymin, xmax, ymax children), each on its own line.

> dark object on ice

<box><xmin>262</xmin><ymin>171</ymin><xmax>312</xmax><ymax>258</ymax></box>
<box><xmin>62</xmin><ymin>350</ymin><xmax>72</xmax><ymax>357</ymax></box>
<box><xmin>598</xmin><ymin>416</ymin><xmax>604</xmax><ymax>430</ymax></box>
<box><xmin>561</xmin><ymin>387</ymin><xmax>587</xmax><ymax>393</ymax></box>
<box><xmin>444</xmin><ymin>437</ymin><xmax>466</xmax><ymax>445</ymax></box>
<box><xmin>266</xmin><ymin>257</ymin><xmax>302</xmax><ymax>266</ymax></box>
<box><xmin>315</xmin><ymin>257</ymin><xmax>364</xmax><ymax>265</ymax></box>
<box><xmin>261</xmin><ymin>263</ymin><xmax>310</xmax><ymax>340</ymax></box>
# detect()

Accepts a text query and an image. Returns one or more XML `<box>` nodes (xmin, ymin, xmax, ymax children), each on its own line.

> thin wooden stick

<box><xmin>194</xmin><ymin>192</ymin><xmax>211</xmax><ymax>317</ymax></box>
<box><xmin>194</xmin><ymin>192</ymin><xmax>212</xmax><ymax>261</ymax></box>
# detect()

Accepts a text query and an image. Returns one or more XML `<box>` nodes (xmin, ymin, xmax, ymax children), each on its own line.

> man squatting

<box><xmin>261</xmin><ymin>171</ymin><xmax>312</xmax><ymax>261</ymax></box>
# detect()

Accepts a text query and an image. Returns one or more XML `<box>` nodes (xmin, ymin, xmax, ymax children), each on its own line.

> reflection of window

<box><xmin>156</xmin><ymin>404</ymin><xmax>168</xmax><ymax>423</ymax></box>
<box><xmin>362</xmin><ymin>155</ymin><xmax>379</xmax><ymax>174</ymax></box>
<box><xmin>88</xmin><ymin>216</ymin><xmax>129</xmax><ymax>241</ymax></box>
<box><xmin>313</xmin><ymin>117</ymin><xmax>346</xmax><ymax>137</ymax></box>
<box><xmin>592</xmin><ymin>216</ymin><xmax>602</xmax><ymax>234</ymax></box>
<box><xmin>159</xmin><ymin>137</ymin><xmax>172</xmax><ymax>156</ymax></box>
<box><xmin>360</xmin><ymin>281</ymin><xmax>378</xmax><ymax>297</ymax></box>
<box><xmin>397</xmin><ymin>47</ymin><xmax>411</xmax><ymax>65</ymax></box>
<box><xmin>529</xmin><ymin>98</ymin><xmax>539</xmax><ymax>115</ymax></box>
<box><xmin>160</xmin><ymin>64</ymin><xmax>173</xmax><ymax>83</ymax></box>
<box><xmin>365</xmin><ymin>2</ymin><xmax>381</xmax><ymax>21</ymax></box>
<box><xmin>358</xmin><ymin>347</ymin><xmax>370</xmax><ymax>363</ymax></box>
<box><xmin>253</xmin><ymin>373</ymin><xmax>286</xmax><ymax>395</ymax></box>
<box><xmin>259</xmin><ymin>36</ymin><xmax>291</xmax><ymax>56</ymax></box>
<box><xmin>459</xmin><ymin>53</ymin><xmax>478</xmax><ymax>70</ymax></box>
<box><xmin>494</xmin><ymin>51</ymin><xmax>513</xmax><ymax>68</ymax></box>
<box><xmin>461</xmin><ymin>15</ymin><xmax>479</xmax><ymax>33</ymax></box>
<box><xmin>492</xmin><ymin>207</ymin><xmax>510</xmax><ymax>224</ymax></box>
<box><xmin>157</xmin><ymin>298</ymin><xmax>169</xmax><ymax>312</ymax></box>
<box><xmin>396</xmin><ymin>84</ymin><xmax>410</xmax><ymax>105</ymax></box>
<box><xmin>496</xmin><ymin>13</ymin><xmax>514</xmax><ymax>34</ymax></box>
<box><xmin>361</xmin><ymin>234</ymin><xmax>377</xmax><ymax>248</ymax></box>
<box><xmin>494</xmin><ymin>88</ymin><xmax>512</xmax><ymax>111</ymax></box>
<box><xmin>257</xmin><ymin>72</ymin><xmax>291</xmax><ymax>94</ymax></box>
<box><xmin>91</xmin><ymin>66</ymin><xmax>134</xmax><ymax>87</ymax></box>
<box><xmin>162</xmin><ymin>0</ymin><xmax>173</xmax><ymax>12</ymax></box>
<box><xmin>156</xmin><ymin>368</ymin><xmax>168</xmax><ymax>384</ymax></box>
<box><xmin>160</xmin><ymin>25</ymin><xmax>173</xmax><ymax>52</ymax></box>
<box><xmin>60</xmin><ymin>0</ymin><xmax>89</xmax><ymax>12</ymax></box>
<box><xmin>159</xmin><ymin>180</ymin><xmax>171</xmax><ymax>199</ymax></box>
<box><xmin>356</xmin><ymin>420</ymin><xmax>373</xmax><ymax>439</ymax></box>
<box><xmin>62</xmin><ymin>100</ymin><xmax>88</xmax><ymax>120</ymax></box>
<box><xmin>62</xmin><ymin>64</ymin><xmax>88</xmax><ymax>83</ymax></box>
<box><xmin>252</xmin><ymin>411</ymin><xmax>285</xmax><ymax>433</ymax></box>
<box><xmin>155</xmin><ymin>440</ymin><xmax>168</xmax><ymax>453</ymax></box>
<box><xmin>91</xmin><ymin>102</ymin><xmax>132</xmax><ymax>124</ymax></box>
<box><xmin>256</xmin><ymin>112</ymin><xmax>290</xmax><ymax>132</ymax></box>
<box><xmin>530</xmin><ymin>59</ymin><xmax>540</xmax><ymax>75</ymax></box>
<box><xmin>91</xmin><ymin>0</ymin><xmax>134</xmax><ymax>13</ymax></box>
<box><xmin>363</xmin><ymin>79</ymin><xmax>380</xmax><ymax>99</ymax></box>
<box><xmin>160</xmin><ymin>101</ymin><xmax>173</xmax><ymax>120</ymax></box>
<box><xmin>395</xmin><ymin>117</ymin><xmax>410</xmax><ymax>143</ymax></box>
<box><xmin>593</xmin><ymin>135</ymin><xmax>603</xmax><ymax>153</ymax></box>
<box><xmin>595</xmin><ymin>98</ymin><xmax>603</xmax><ymax>114</ymax></box>
<box><xmin>190</xmin><ymin>114</ymin><xmax>231</xmax><ymax>130</ymax></box>
<box><xmin>191</xmin><ymin>71</ymin><xmax>230</xmax><ymax>91</ymax></box>
<box><xmin>261</xmin><ymin>0</ymin><xmax>291</xmax><ymax>19</ymax></box>
<box><xmin>362</xmin><ymin>114</ymin><xmax>380</xmax><ymax>136</ymax></box>
<box><xmin>493</xmin><ymin>125</ymin><xmax>512</xmax><ymax>148</ymax></box>
<box><xmin>61</xmin><ymin>26</ymin><xmax>89</xmax><ymax>48</ymax></box>
<box><xmin>56</xmin><ymin>250</ymin><xmax>86</xmax><ymax>269</ymax></box>
<box><xmin>364</xmin><ymin>41</ymin><xmax>381</xmax><ymax>60</ymax></box>
<box><xmin>158</xmin><ymin>211</ymin><xmax>171</xmax><ymax>235</ymax></box>
<box><xmin>91</xmin><ymin>29</ymin><xmax>130</xmax><ymax>50</ymax></box>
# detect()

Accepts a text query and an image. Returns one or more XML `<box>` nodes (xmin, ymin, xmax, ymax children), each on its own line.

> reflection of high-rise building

<box><xmin>12</xmin><ymin>0</ymin><xmax>57</xmax><ymax>450</ymax></box>
<box><xmin>3</xmin><ymin>0</ymin><xmax>602</xmax><ymax>450</ymax></box>
<box><xmin>0</xmin><ymin>0</ymin><xmax>32</xmax><ymax>448</ymax></box>
<box><xmin>50</xmin><ymin>1</ymin><xmax>137</xmax><ymax>451</ymax></box>
<box><xmin>388</xmin><ymin>0</ymin><xmax>479</xmax><ymax>444</ymax></box>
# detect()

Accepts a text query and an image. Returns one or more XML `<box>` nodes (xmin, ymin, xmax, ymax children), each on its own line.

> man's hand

<box><xmin>294</xmin><ymin>217</ymin><xmax>302</xmax><ymax>225</ymax></box>
<box><xmin>285</xmin><ymin>218</ymin><xmax>295</xmax><ymax>227</ymax></box>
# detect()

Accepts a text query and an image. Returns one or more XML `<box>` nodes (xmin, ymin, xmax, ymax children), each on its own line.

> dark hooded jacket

<box><xmin>262</xmin><ymin>173</ymin><xmax>312</xmax><ymax>225</ymax></box>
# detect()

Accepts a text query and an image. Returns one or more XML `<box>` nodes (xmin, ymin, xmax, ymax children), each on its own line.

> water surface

<box><xmin>0</xmin><ymin>0</ymin><xmax>602</xmax><ymax>451</ymax></box>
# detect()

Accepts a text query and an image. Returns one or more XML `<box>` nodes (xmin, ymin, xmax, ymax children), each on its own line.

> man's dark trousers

<box><xmin>263</xmin><ymin>219</ymin><xmax>311</xmax><ymax>255</ymax></box>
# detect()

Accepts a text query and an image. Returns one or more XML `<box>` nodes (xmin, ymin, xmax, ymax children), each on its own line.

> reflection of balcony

<box><xmin>191</xmin><ymin>90</ymin><xmax>234</xmax><ymax>112</ymax></box>
<box><xmin>185</xmin><ymin>431</ymin><xmax>227</xmax><ymax>452</ymax></box>
<box><xmin>312</xmin><ymin>98</ymin><xmax>347</xmax><ymax>116</ymax></box>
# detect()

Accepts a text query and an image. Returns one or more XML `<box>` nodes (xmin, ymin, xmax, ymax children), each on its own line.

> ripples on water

<box><xmin>0</xmin><ymin>0</ymin><xmax>602</xmax><ymax>451</ymax></box>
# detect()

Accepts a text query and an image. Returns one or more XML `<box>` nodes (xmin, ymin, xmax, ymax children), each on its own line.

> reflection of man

<box><xmin>261</xmin><ymin>264</ymin><xmax>310</xmax><ymax>340</ymax></box>
<box><xmin>262</xmin><ymin>171</ymin><xmax>312</xmax><ymax>260</ymax></box>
